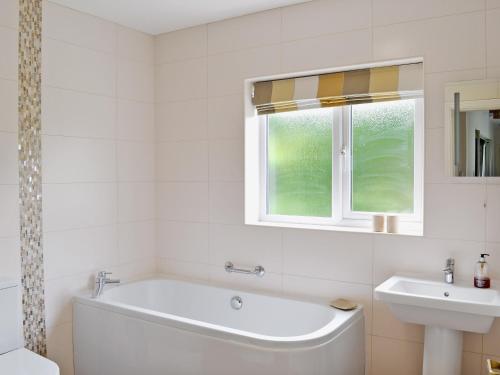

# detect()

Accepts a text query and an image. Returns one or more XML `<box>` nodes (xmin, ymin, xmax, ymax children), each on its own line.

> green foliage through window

<box><xmin>351</xmin><ymin>99</ymin><xmax>415</xmax><ymax>213</ymax></box>
<box><xmin>267</xmin><ymin>108</ymin><xmax>333</xmax><ymax>217</ymax></box>
<box><xmin>265</xmin><ymin>99</ymin><xmax>416</xmax><ymax>219</ymax></box>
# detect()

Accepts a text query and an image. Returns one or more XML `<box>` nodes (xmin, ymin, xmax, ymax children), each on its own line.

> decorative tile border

<box><xmin>18</xmin><ymin>0</ymin><xmax>47</xmax><ymax>356</ymax></box>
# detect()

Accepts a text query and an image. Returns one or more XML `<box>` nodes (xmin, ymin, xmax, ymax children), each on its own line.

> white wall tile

<box><xmin>281</xmin><ymin>29</ymin><xmax>372</xmax><ymax>73</ymax></box>
<box><xmin>157</xmin><ymin>258</ymin><xmax>211</xmax><ymax>281</ymax></box>
<box><xmin>209</xmin><ymin>139</ymin><xmax>244</xmax><ymax>181</ymax></box>
<box><xmin>372</xmin><ymin>336</ymin><xmax>423</xmax><ymax>375</ymax></box>
<box><xmin>156</xmin><ymin>141</ymin><xmax>208</xmax><ymax>181</ymax></box>
<box><xmin>110</xmin><ymin>257</ymin><xmax>156</xmax><ymax>282</ymax></box>
<box><xmin>282</xmin><ymin>0</ymin><xmax>371</xmax><ymax>41</ymax></box>
<box><xmin>373</xmin><ymin>235</ymin><xmax>484</xmax><ymax>284</ymax></box>
<box><xmin>43</xmin><ymin>1</ymin><xmax>115</xmax><ymax>53</ymax></box>
<box><xmin>42</xmin><ymin>86</ymin><xmax>115</xmax><ymax>139</ymax></box>
<box><xmin>43</xmin><ymin>183</ymin><xmax>116</xmax><ymax>231</ymax></box>
<box><xmin>462</xmin><ymin>351</ymin><xmax>482</xmax><ymax>375</ymax></box>
<box><xmin>44</xmin><ymin>274</ymin><xmax>90</xmax><ymax>329</ymax></box>
<box><xmin>155</xmin><ymin>25</ymin><xmax>207</xmax><ymax>64</ymax></box>
<box><xmin>117</xmin><ymin>59</ymin><xmax>154</xmax><ymax>102</ymax></box>
<box><xmin>487</xmin><ymin>9</ymin><xmax>500</xmax><ymax>68</ymax></box>
<box><xmin>283</xmin><ymin>229</ymin><xmax>373</xmax><ymax>284</ymax></box>
<box><xmin>118</xmin><ymin>221</ymin><xmax>155</xmax><ymax>263</ymax></box>
<box><xmin>0</xmin><ymin>132</ymin><xmax>19</xmax><ymax>184</ymax></box>
<box><xmin>484</xmin><ymin>318</ymin><xmax>500</xmax><ymax>356</ymax></box>
<box><xmin>157</xmin><ymin>182</ymin><xmax>209</xmax><ymax>222</ymax></box>
<box><xmin>117</xmin><ymin>26</ymin><xmax>154</xmax><ymax>64</ymax></box>
<box><xmin>208</xmin><ymin>46</ymin><xmax>280</xmax><ymax>96</ymax></box>
<box><xmin>373</xmin><ymin>0</ymin><xmax>485</xmax><ymax>26</ymax></box>
<box><xmin>0</xmin><ymin>78</ymin><xmax>17</xmax><ymax>132</ymax></box>
<box><xmin>464</xmin><ymin>332</ymin><xmax>483</xmax><ymax>354</ymax></box>
<box><xmin>209</xmin><ymin>182</ymin><xmax>244</xmax><ymax>224</ymax></box>
<box><xmin>0</xmin><ymin>185</ymin><xmax>18</xmax><ymax>237</ymax></box>
<box><xmin>209</xmin><ymin>266</ymin><xmax>283</xmax><ymax>293</ymax></box>
<box><xmin>117</xmin><ymin>100</ymin><xmax>155</xmax><ymax>141</ymax></box>
<box><xmin>44</xmin><ymin>225</ymin><xmax>118</xmax><ymax>279</ymax></box>
<box><xmin>43</xmin><ymin>38</ymin><xmax>115</xmax><ymax>96</ymax></box>
<box><xmin>207</xmin><ymin>95</ymin><xmax>244</xmax><ymax>140</ymax></box>
<box><xmin>487</xmin><ymin>65</ymin><xmax>500</xmax><ymax>78</ymax></box>
<box><xmin>47</xmin><ymin>323</ymin><xmax>74</xmax><ymax>375</ymax></box>
<box><xmin>42</xmin><ymin>136</ymin><xmax>116</xmax><ymax>183</ymax></box>
<box><xmin>487</xmin><ymin>184</ymin><xmax>500</xmax><ymax>242</ymax></box>
<box><xmin>373</xmin><ymin>298</ymin><xmax>424</xmax><ymax>342</ymax></box>
<box><xmin>373</xmin><ymin>12</ymin><xmax>486</xmax><ymax>73</ymax></box>
<box><xmin>0</xmin><ymin>236</ymin><xmax>20</xmax><ymax>279</ymax></box>
<box><xmin>0</xmin><ymin>0</ymin><xmax>18</xmax><ymax>29</ymax></box>
<box><xmin>155</xmin><ymin>58</ymin><xmax>207</xmax><ymax>102</ymax></box>
<box><xmin>117</xmin><ymin>182</ymin><xmax>155</xmax><ymax>223</ymax></box>
<box><xmin>157</xmin><ymin>221</ymin><xmax>209</xmax><ymax>263</ymax></box>
<box><xmin>207</xmin><ymin>9</ymin><xmax>281</xmax><ymax>55</ymax></box>
<box><xmin>485</xmin><ymin>242</ymin><xmax>500</xmax><ymax>280</ymax></box>
<box><xmin>283</xmin><ymin>274</ymin><xmax>373</xmax><ymax>334</ymax></box>
<box><xmin>488</xmin><ymin>0</ymin><xmax>500</xmax><ymax>9</ymax></box>
<box><xmin>0</xmin><ymin>26</ymin><xmax>18</xmax><ymax>80</ymax></box>
<box><xmin>155</xmin><ymin>99</ymin><xmax>208</xmax><ymax>141</ymax></box>
<box><xmin>117</xmin><ymin>141</ymin><xmax>155</xmax><ymax>182</ymax></box>
<box><xmin>424</xmin><ymin>183</ymin><xmax>486</xmax><ymax>241</ymax></box>
<box><xmin>209</xmin><ymin>224</ymin><xmax>283</xmax><ymax>273</ymax></box>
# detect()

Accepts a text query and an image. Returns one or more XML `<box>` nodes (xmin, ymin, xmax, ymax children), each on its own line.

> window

<box><xmin>245</xmin><ymin>61</ymin><xmax>424</xmax><ymax>233</ymax></box>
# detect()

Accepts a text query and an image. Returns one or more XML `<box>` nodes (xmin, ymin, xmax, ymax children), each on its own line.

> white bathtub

<box><xmin>73</xmin><ymin>278</ymin><xmax>365</xmax><ymax>375</ymax></box>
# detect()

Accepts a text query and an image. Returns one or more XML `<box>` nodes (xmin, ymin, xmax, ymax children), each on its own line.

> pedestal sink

<box><xmin>375</xmin><ymin>276</ymin><xmax>500</xmax><ymax>375</ymax></box>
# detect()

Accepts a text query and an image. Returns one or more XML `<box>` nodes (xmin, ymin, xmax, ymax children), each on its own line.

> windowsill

<box><xmin>246</xmin><ymin>219</ymin><xmax>423</xmax><ymax>237</ymax></box>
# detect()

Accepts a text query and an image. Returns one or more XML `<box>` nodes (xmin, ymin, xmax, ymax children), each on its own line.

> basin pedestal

<box><xmin>423</xmin><ymin>326</ymin><xmax>463</xmax><ymax>375</ymax></box>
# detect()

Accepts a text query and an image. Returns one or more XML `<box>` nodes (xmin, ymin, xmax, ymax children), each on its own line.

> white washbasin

<box><xmin>375</xmin><ymin>275</ymin><xmax>500</xmax><ymax>375</ymax></box>
<box><xmin>375</xmin><ymin>275</ymin><xmax>500</xmax><ymax>332</ymax></box>
<box><xmin>375</xmin><ymin>276</ymin><xmax>500</xmax><ymax>375</ymax></box>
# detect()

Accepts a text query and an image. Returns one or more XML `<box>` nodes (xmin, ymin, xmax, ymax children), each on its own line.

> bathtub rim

<box><xmin>73</xmin><ymin>277</ymin><xmax>364</xmax><ymax>350</ymax></box>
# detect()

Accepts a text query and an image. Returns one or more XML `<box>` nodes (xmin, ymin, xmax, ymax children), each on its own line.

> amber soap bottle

<box><xmin>474</xmin><ymin>253</ymin><xmax>490</xmax><ymax>289</ymax></box>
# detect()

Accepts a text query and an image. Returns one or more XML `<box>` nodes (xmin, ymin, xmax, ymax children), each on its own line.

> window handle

<box><xmin>341</xmin><ymin>144</ymin><xmax>348</xmax><ymax>171</ymax></box>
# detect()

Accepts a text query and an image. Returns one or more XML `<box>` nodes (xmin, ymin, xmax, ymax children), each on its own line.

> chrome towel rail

<box><xmin>225</xmin><ymin>261</ymin><xmax>265</xmax><ymax>277</ymax></box>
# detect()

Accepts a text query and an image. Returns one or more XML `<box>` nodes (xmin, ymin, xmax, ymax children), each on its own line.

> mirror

<box><xmin>445</xmin><ymin>80</ymin><xmax>500</xmax><ymax>177</ymax></box>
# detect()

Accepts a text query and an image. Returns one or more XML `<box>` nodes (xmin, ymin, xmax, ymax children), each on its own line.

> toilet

<box><xmin>0</xmin><ymin>279</ymin><xmax>59</xmax><ymax>375</ymax></box>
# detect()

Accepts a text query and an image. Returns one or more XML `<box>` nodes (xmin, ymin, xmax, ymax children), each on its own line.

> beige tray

<box><xmin>488</xmin><ymin>359</ymin><xmax>500</xmax><ymax>375</ymax></box>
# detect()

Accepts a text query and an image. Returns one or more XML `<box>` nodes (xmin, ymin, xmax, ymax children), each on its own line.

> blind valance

<box><xmin>252</xmin><ymin>62</ymin><xmax>423</xmax><ymax>115</ymax></box>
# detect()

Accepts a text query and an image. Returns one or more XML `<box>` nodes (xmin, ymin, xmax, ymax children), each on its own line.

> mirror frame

<box><xmin>444</xmin><ymin>79</ymin><xmax>500</xmax><ymax>177</ymax></box>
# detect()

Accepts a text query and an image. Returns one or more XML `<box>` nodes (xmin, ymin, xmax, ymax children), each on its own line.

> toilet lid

<box><xmin>0</xmin><ymin>348</ymin><xmax>59</xmax><ymax>375</ymax></box>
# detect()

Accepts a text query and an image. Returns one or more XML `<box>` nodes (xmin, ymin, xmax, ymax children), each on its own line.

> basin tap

<box><xmin>443</xmin><ymin>258</ymin><xmax>455</xmax><ymax>284</ymax></box>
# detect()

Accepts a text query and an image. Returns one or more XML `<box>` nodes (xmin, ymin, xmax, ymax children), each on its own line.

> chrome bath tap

<box><xmin>443</xmin><ymin>258</ymin><xmax>455</xmax><ymax>284</ymax></box>
<box><xmin>93</xmin><ymin>271</ymin><xmax>120</xmax><ymax>298</ymax></box>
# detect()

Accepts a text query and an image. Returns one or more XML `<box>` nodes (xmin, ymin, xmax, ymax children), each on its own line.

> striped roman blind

<box><xmin>252</xmin><ymin>62</ymin><xmax>423</xmax><ymax>115</ymax></box>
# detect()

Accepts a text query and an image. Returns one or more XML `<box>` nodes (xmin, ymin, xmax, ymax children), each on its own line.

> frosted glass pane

<box><xmin>267</xmin><ymin>108</ymin><xmax>333</xmax><ymax>217</ymax></box>
<box><xmin>351</xmin><ymin>99</ymin><xmax>415</xmax><ymax>213</ymax></box>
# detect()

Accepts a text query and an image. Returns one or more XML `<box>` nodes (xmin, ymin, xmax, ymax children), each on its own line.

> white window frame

<box><xmin>244</xmin><ymin>58</ymin><xmax>424</xmax><ymax>235</ymax></box>
<box><xmin>341</xmin><ymin>98</ymin><xmax>424</xmax><ymax>224</ymax></box>
<box><xmin>255</xmin><ymin>99</ymin><xmax>423</xmax><ymax>229</ymax></box>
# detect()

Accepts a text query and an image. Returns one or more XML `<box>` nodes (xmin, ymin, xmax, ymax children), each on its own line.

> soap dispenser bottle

<box><xmin>474</xmin><ymin>253</ymin><xmax>490</xmax><ymax>288</ymax></box>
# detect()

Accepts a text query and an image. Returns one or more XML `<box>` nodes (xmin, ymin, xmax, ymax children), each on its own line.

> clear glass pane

<box><xmin>351</xmin><ymin>99</ymin><xmax>415</xmax><ymax>213</ymax></box>
<box><xmin>267</xmin><ymin>108</ymin><xmax>333</xmax><ymax>217</ymax></box>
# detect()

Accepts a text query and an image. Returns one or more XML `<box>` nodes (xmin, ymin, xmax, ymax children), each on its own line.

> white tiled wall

<box><xmin>154</xmin><ymin>1</ymin><xmax>500</xmax><ymax>375</ymax></box>
<box><xmin>1</xmin><ymin>0</ymin><xmax>500</xmax><ymax>375</ymax></box>
<box><xmin>40</xmin><ymin>2</ymin><xmax>156</xmax><ymax>374</ymax></box>
<box><xmin>0</xmin><ymin>0</ymin><xmax>20</xmax><ymax>283</ymax></box>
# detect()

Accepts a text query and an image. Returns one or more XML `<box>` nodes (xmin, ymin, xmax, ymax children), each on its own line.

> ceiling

<box><xmin>49</xmin><ymin>0</ymin><xmax>311</xmax><ymax>35</ymax></box>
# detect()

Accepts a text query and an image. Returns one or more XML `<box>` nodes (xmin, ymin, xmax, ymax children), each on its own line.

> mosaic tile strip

<box><xmin>18</xmin><ymin>0</ymin><xmax>47</xmax><ymax>356</ymax></box>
